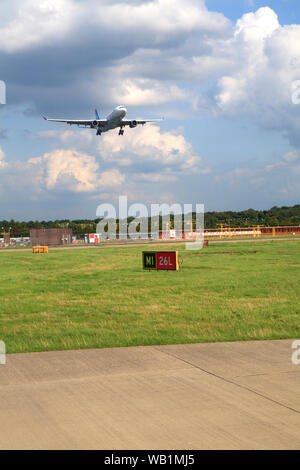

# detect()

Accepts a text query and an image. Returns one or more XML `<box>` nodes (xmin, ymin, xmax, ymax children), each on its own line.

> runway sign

<box><xmin>142</xmin><ymin>252</ymin><xmax>156</xmax><ymax>270</ymax></box>
<box><xmin>143</xmin><ymin>251</ymin><xmax>179</xmax><ymax>271</ymax></box>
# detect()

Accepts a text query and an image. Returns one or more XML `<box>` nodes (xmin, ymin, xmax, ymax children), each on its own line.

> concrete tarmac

<box><xmin>0</xmin><ymin>340</ymin><xmax>299</xmax><ymax>449</ymax></box>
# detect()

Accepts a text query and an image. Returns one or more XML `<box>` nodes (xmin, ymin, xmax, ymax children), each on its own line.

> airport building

<box><xmin>30</xmin><ymin>228</ymin><xmax>73</xmax><ymax>246</ymax></box>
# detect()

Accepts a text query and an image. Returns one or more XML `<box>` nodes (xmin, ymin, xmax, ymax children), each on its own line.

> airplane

<box><xmin>43</xmin><ymin>105</ymin><xmax>163</xmax><ymax>136</ymax></box>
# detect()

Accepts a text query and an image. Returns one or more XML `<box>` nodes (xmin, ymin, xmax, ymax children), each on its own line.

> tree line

<box><xmin>1</xmin><ymin>205</ymin><xmax>299</xmax><ymax>237</ymax></box>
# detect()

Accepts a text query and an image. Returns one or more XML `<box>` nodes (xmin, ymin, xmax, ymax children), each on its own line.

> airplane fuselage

<box><xmin>101</xmin><ymin>105</ymin><xmax>127</xmax><ymax>132</ymax></box>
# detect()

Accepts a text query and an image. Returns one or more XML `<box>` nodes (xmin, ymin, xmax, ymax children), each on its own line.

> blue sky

<box><xmin>207</xmin><ymin>0</ymin><xmax>300</xmax><ymax>24</ymax></box>
<box><xmin>0</xmin><ymin>0</ymin><xmax>300</xmax><ymax>220</ymax></box>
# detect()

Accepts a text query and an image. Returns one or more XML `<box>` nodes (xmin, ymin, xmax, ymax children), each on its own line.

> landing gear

<box><xmin>96</xmin><ymin>128</ymin><xmax>102</xmax><ymax>136</ymax></box>
<box><xmin>119</xmin><ymin>128</ymin><xmax>124</xmax><ymax>136</ymax></box>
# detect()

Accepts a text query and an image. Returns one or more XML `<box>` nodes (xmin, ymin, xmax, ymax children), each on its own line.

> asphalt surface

<box><xmin>0</xmin><ymin>340</ymin><xmax>299</xmax><ymax>449</ymax></box>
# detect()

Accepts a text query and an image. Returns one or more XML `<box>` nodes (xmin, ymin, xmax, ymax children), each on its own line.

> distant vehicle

<box><xmin>43</xmin><ymin>106</ymin><xmax>163</xmax><ymax>136</ymax></box>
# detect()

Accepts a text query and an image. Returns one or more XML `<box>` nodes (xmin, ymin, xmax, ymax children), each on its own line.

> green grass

<box><xmin>0</xmin><ymin>240</ymin><xmax>299</xmax><ymax>353</ymax></box>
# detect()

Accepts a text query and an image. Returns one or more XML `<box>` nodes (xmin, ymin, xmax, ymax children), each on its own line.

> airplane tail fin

<box><xmin>95</xmin><ymin>108</ymin><xmax>100</xmax><ymax>120</ymax></box>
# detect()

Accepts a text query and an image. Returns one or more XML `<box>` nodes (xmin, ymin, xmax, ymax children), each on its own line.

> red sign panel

<box><xmin>156</xmin><ymin>252</ymin><xmax>178</xmax><ymax>271</ymax></box>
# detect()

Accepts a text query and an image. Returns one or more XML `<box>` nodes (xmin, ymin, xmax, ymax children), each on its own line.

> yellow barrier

<box><xmin>32</xmin><ymin>246</ymin><xmax>48</xmax><ymax>253</ymax></box>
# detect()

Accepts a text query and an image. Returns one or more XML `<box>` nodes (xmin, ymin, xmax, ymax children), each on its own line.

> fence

<box><xmin>0</xmin><ymin>226</ymin><xmax>299</xmax><ymax>247</ymax></box>
<box><xmin>82</xmin><ymin>225</ymin><xmax>300</xmax><ymax>241</ymax></box>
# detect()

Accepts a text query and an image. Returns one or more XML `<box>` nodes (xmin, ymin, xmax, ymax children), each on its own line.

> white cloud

<box><xmin>3</xmin><ymin>149</ymin><xmax>125</xmax><ymax>195</ymax></box>
<box><xmin>42</xmin><ymin>149</ymin><xmax>99</xmax><ymax>192</ymax></box>
<box><xmin>0</xmin><ymin>0</ymin><xmax>229</xmax><ymax>53</ymax></box>
<box><xmin>0</xmin><ymin>0</ymin><xmax>232</xmax><ymax>112</ymax></box>
<box><xmin>113</xmin><ymin>80</ymin><xmax>189</xmax><ymax>107</ymax></box>
<box><xmin>98</xmin><ymin>169</ymin><xmax>125</xmax><ymax>188</ymax></box>
<box><xmin>0</xmin><ymin>0</ymin><xmax>73</xmax><ymax>53</ymax></box>
<box><xmin>234</xmin><ymin>7</ymin><xmax>279</xmax><ymax>41</ymax></box>
<box><xmin>37</xmin><ymin>124</ymin><xmax>209</xmax><ymax>182</ymax></box>
<box><xmin>0</xmin><ymin>147</ymin><xmax>7</xmax><ymax>167</ymax></box>
<box><xmin>214</xmin><ymin>7</ymin><xmax>300</xmax><ymax>146</ymax></box>
<box><xmin>98</xmin><ymin>124</ymin><xmax>208</xmax><ymax>175</ymax></box>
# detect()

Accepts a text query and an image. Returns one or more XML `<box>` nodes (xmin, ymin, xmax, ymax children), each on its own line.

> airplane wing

<box><xmin>43</xmin><ymin>117</ymin><xmax>107</xmax><ymax>127</ymax></box>
<box><xmin>121</xmin><ymin>119</ymin><xmax>163</xmax><ymax>127</ymax></box>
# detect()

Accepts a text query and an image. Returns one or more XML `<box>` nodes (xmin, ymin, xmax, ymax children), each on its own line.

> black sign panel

<box><xmin>142</xmin><ymin>252</ymin><xmax>157</xmax><ymax>270</ymax></box>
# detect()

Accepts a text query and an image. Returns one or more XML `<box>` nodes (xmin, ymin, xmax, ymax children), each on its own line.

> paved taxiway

<box><xmin>0</xmin><ymin>340</ymin><xmax>299</xmax><ymax>449</ymax></box>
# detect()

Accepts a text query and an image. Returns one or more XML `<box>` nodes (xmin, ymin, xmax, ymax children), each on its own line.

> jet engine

<box><xmin>129</xmin><ymin>120</ymin><xmax>137</xmax><ymax>128</ymax></box>
<box><xmin>92</xmin><ymin>120</ymin><xmax>98</xmax><ymax>128</ymax></box>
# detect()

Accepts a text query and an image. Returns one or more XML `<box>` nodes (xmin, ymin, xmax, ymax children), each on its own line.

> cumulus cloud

<box><xmin>0</xmin><ymin>0</ymin><xmax>230</xmax><ymax>112</ymax></box>
<box><xmin>113</xmin><ymin>80</ymin><xmax>189</xmax><ymax>107</ymax></box>
<box><xmin>40</xmin><ymin>149</ymin><xmax>99</xmax><ymax>192</ymax></box>
<box><xmin>0</xmin><ymin>124</ymin><xmax>209</xmax><ymax>216</ymax></box>
<box><xmin>37</xmin><ymin>124</ymin><xmax>209</xmax><ymax>182</ymax></box>
<box><xmin>97</xmin><ymin>168</ymin><xmax>125</xmax><ymax>188</ymax></box>
<box><xmin>0</xmin><ymin>0</ymin><xmax>229</xmax><ymax>53</ymax></box>
<box><xmin>214</xmin><ymin>7</ymin><xmax>300</xmax><ymax>147</ymax></box>
<box><xmin>98</xmin><ymin>124</ymin><xmax>208</xmax><ymax>176</ymax></box>
<box><xmin>0</xmin><ymin>0</ymin><xmax>73</xmax><ymax>53</ymax></box>
<box><xmin>1</xmin><ymin>148</ymin><xmax>125</xmax><ymax>197</ymax></box>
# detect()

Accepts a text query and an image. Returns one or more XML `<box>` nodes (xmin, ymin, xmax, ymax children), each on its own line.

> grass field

<box><xmin>0</xmin><ymin>240</ymin><xmax>299</xmax><ymax>353</ymax></box>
